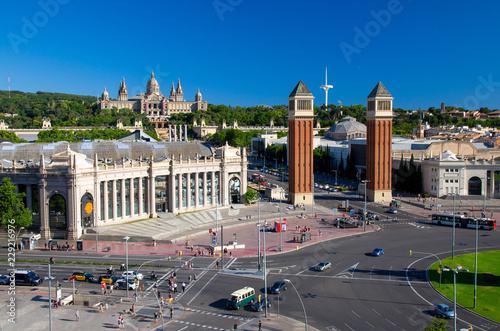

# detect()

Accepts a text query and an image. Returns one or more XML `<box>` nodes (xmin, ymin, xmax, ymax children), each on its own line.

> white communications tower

<box><xmin>320</xmin><ymin>67</ymin><xmax>333</xmax><ymax>107</ymax></box>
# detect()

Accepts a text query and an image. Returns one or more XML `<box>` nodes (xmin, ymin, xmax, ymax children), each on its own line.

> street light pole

<box><xmin>263</xmin><ymin>221</ymin><xmax>268</xmax><ymax>318</ymax></box>
<box><xmin>312</xmin><ymin>173</ymin><xmax>315</xmax><ymax>218</ymax></box>
<box><xmin>279</xmin><ymin>188</ymin><xmax>284</xmax><ymax>251</ymax></box>
<box><xmin>284</xmin><ymin>279</ymin><xmax>308</xmax><ymax>331</ymax></box>
<box><xmin>443</xmin><ymin>265</ymin><xmax>468</xmax><ymax>331</ymax></box>
<box><xmin>257</xmin><ymin>197</ymin><xmax>261</xmax><ymax>271</ymax></box>
<box><xmin>474</xmin><ymin>217</ymin><xmax>478</xmax><ymax>308</ymax></box>
<box><xmin>452</xmin><ymin>194</ymin><xmax>456</xmax><ymax>259</ymax></box>
<box><xmin>362</xmin><ymin>180</ymin><xmax>370</xmax><ymax>232</ymax></box>
<box><xmin>436</xmin><ymin>173</ymin><xmax>440</xmax><ymax>212</ymax></box>
<box><xmin>15</xmin><ymin>227</ymin><xmax>25</xmax><ymax>250</ymax></box>
<box><xmin>215</xmin><ymin>196</ymin><xmax>218</xmax><ymax>244</ymax></box>
<box><xmin>47</xmin><ymin>262</ymin><xmax>53</xmax><ymax>331</ymax></box>
<box><xmin>123</xmin><ymin>236</ymin><xmax>130</xmax><ymax>297</ymax></box>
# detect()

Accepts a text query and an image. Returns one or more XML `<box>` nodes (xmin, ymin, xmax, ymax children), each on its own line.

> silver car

<box><xmin>314</xmin><ymin>261</ymin><xmax>331</xmax><ymax>271</ymax></box>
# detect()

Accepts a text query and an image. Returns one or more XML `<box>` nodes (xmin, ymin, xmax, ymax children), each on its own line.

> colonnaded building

<box><xmin>98</xmin><ymin>71</ymin><xmax>207</xmax><ymax>129</ymax></box>
<box><xmin>0</xmin><ymin>139</ymin><xmax>247</xmax><ymax>240</ymax></box>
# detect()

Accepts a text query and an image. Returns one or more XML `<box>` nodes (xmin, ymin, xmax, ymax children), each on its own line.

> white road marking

<box><xmin>365</xmin><ymin>321</ymin><xmax>375</xmax><ymax>328</ymax></box>
<box><xmin>187</xmin><ymin>271</ymin><xmax>219</xmax><ymax>306</ymax></box>
<box><xmin>386</xmin><ymin>319</ymin><xmax>396</xmax><ymax>326</ymax></box>
<box><xmin>371</xmin><ymin>308</ymin><xmax>381</xmax><ymax>316</ymax></box>
<box><xmin>392</xmin><ymin>307</ymin><xmax>401</xmax><ymax>314</ymax></box>
<box><xmin>334</xmin><ymin>262</ymin><xmax>359</xmax><ymax>278</ymax></box>
<box><xmin>389</xmin><ymin>265</ymin><xmax>392</xmax><ymax>281</ymax></box>
<box><xmin>344</xmin><ymin>323</ymin><xmax>355</xmax><ymax>331</ymax></box>
<box><xmin>351</xmin><ymin>310</ymin><xmax>360</xmax><ymax>318</ymax></box>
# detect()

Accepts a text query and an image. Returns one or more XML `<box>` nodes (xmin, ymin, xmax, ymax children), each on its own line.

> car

<box><xmin>72</xmin><ymin>271</ymin><xmax>97</xmax><ymax>282</ymax></box>
<box><xmin>251</xmin><ymin>298</ymin><xmax>272</xmax><ymax>311</ymax></box>
<box><xmin>435</xmin><ymin>304</ymin><xmax>455</xmax><ymax>319</ymax></box>
<box><xmin>324</xmin><ymin>185</ymin><xmax>329</xmax><ymax>189</ymax></box>
<box><xmin>268</xmin><ymin>280</ymin><xmax>287</xmax><ymax>294</ymax></box>
<box><xmin>114</xmin><ymin>279</ymin><xmax>138</xmax><ymax>290</ymax></box>
<box><xmin>387</xmin><ymin>208</ymin><xmax>398</xmax><ymax>214</ymax></box>
<box><xmin>0</xmin><ymin>274</ymin><xmax>10</xmax><ymax>285</ymax></box>
<box><xmin>121</xmin><ymin>271</ymin><xmax>144</xmax><ymax>281</ymax></box>
<box><xmin>314</xmin><ymin>261</ymin><xmax>331</xmax><ymax>271</ymax></box>
<box><xmin>367</xmin><ymin>212</ymin><xmax>380</xmax><ymax>220</ymax></box>
<box><xmin>98</xmin><ymin>275</ymin><xmax>119</xmax><ymax>284</ymax></box>
<box><xmin>372</xmin><ymin>248</ymin><xmax>384</xmax><ymax>256</ymax></box>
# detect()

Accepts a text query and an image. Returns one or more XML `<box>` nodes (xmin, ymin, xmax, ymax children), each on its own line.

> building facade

<box><xmin>0</xmin><ymin>140</ymin><xmax>247</xmax><ymax>240</ymax></box>
<box><xmin>366</xmin><ymin>82</ymin><xmax>393</xmax><ymax>203</ymax></box>
<box><xmin>98</xmin><ymin>72</ymin><xmax>207</xmax><ymax>128</ymax></box>
<box><xmin>287</xmin><ymin>81</ymin><xmax>314</xmax><ymax>205</ymax></box>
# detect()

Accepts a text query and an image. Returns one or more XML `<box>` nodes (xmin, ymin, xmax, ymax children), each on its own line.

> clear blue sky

<box><xmin>2</xmin><ymin>0</ymin><xmax>500</xmax><ymax>110</ymax></box>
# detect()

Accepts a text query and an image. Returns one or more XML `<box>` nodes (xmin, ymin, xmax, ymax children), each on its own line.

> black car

<box><xmin>268</xmin><ymin>280</ymin><xmax>287</xmax><ymax>294</ymax></box>
<box><xmin>251</xmin><ymin>298</ymin><xmax>271</xmax><ymax>312</ymax></box>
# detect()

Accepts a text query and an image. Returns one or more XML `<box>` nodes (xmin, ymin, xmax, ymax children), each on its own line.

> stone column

<box><xmin>184</xmin><ymin>124</ymin><xmax>188</xmax><ymax>141</ymax></box>
<box><xmin>168</xmin><ymin>173</ymin><xmax>175</xmax><ymax>213</ymax></box>
<box><xmin>211</xmin><ymin>171</ymin><xmax>216</xmax><ymax>205</ymax></box>
<box><xmin>168</xmin><ymin>125</ymin><xmax>172</xmax><ymax>142</ymax></box>
<box><xmin>138</xmin><ymin>177</ymin><xmax>144</xmax><ymax>215</ymax></box>
<box><xmin>149</xmin><ymin>173</ymin><xmax>157</xmax><ymax>218</ymax></box>
<box><xmin>38</xmin><ymin>179</ymin><xmax>50</xmax><ymax>239</ymax></box>
<box><xmin>67</xmin><ymin>179</ymin><xmax>75</xmax><ymax>239</ymax></box>
<box><xmin>221</xmin><ymin>166</ymin><xmax>228</xmax><ymax>205</ymax></box>
<box><xmin>186</xmin><ymin>173</ymin><xmax>191</xmax><ymax>209</ymax></box>
<box><xmin>26</xmin><ymin>184</ymin><xmax>33</xmax><ymax>210</ymax></box>
<box><xmin>130</xmin><ymin>178</ymin><xmax>135</xmax><ymax>216</ymax></box>
<box><xmin>203</xmin><ymin>172</ymin><xmax>207</xmax><ymax>206</ymax></box>
<box><xmin>179</xmin><ymin>125</ymin><xmax>183</xmax><ymax>141</ymax></box>
<box><xmin>121</xmin><ymin>179</ymin><xmax>126</xmax><ymax>218</ymax></box>
<box><xmin>195</xmin><ymin>172</ymin><xmax>199</xmax><ymax>207</ymax></box>
<box><xmin>112</xmin><ymin>180</ymin><xmax>117</xmax><ymax>220</ymax></box>
<box><xmin>178</xmin><ymin>173</ymin><xmax>183</xmax><ymax>210</ymax></box>
<box><xmin>174</xmin><ymin>126</ymin><xmax>177</xmax><ymax>142</ymax></box>
<box><xmin>489</xmin><ymin>172</ymin><xmax>495</xmax><ymax>198</ymax></box>
<box><xmin>103</xmin><ymin>180</ymin><xmax>108</xmax><ymax>221</ymax></box>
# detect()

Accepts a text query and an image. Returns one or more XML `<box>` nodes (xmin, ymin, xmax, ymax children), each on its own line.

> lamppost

<box><xmin>442</xmin><ymin>266</ymin><xmax>468</xmax><ymax>331</ymax></box>
<box><xmin>256</xmin><ymin>221</ymin><xmax>268</xmax><ymax>317</ymax></box>
<box><xmin>311</xmin><ymin>173</ymin><xmax>315</xmax><ymax>218</ymax></box>
<box><xmin>451</xmin><ymin>193</ymin><xmax>456</xmax><ymax>259</ymax></box>
<box><xmin>278</xmin><ymin>188</ymin><xmax>285</xmax><ymax>251</ymax></box>
<box><xmin>215</xmin><ymin>195</ymin><xmax>219</xmax><ymax>244</ymax></box>
<box><xmin>474</xmin><ymin>216</ymin><xmax>478</xmax><ymax>308</ymax></box>
<box><xmin>123</xmin><ymin>236</ymin><xmax>130</xmax><ymax>297</ymax></box>
<box><xmin>436</xmin><ymin>173</ymin><xmax>440</xmax><ymax>212</ymax></box>
<box><xmin>45</xmin><ymin>262</ymin><xmax>55</xmax><ymax>331</ymax></box>
<box><xmin>362</xmin><ymin>180</ymin><xmax>370</xmax><ymax>232</ymax></box>
<box><xmin>284</xmin><ymin>279</ymin><xmax>308</xmax><ymax>331</ymax></box>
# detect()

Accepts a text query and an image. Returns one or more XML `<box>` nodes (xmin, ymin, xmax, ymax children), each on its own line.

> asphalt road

<box><xmin>2</xmin><ymin>200</ymin><xmax>499</xmax><ymax>330</ymax></box>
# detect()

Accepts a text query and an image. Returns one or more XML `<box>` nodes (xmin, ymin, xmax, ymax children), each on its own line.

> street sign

<box><xmin>69</xmin><ymin>275</ymin><xmax>76</xmax><ymax>282</ymax></box>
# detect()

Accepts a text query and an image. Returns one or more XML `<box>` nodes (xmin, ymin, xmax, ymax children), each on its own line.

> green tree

<box><xmin>423</xmin><ymin>318</ymin><xmax>449</xmax><ymax>331</ymax></box>
<box><xmin>0</xmin><ymin>178</ymin><xmax>32</xmax><ymax>230</ymax></box>
<box><xmin>243</xmin><ymin>189</ymin><xmax>258</xmax><ymax>203</ymax></box>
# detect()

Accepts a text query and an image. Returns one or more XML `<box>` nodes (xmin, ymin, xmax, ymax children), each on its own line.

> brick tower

<box><xmin>366</xmin><ymin>82</ymin><xmax>393</xmax><ymax>203</ymax></box>
<box><xmin>288</xmin><ymin>81</ymin><xmax>314</xmax><ymax>205</ymax></box>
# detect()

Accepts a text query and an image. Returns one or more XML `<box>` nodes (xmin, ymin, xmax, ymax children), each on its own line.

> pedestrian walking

<box><xmin>194</xmin><ymin>274</ymin><xmax>197</xmax><ymax>282</ymax></box>
<box><xmin>133</xmin><ymin>293</ymin><xmax>137</xmax><ymax>302</ymax></box>
<box><xmin>75</xmin><ymin>309</ymin><xmax>80</xmax><ymax>322</ymax></box>
<box><xmin>216</xmin><ymin>260</ymin><xmax>219</xmax><ymax>269</ymax></box>
<box><xmin>170</xmin><ymin>307</ymin><xmax>173</xmax><ymax>319</ymax></box>
<box><xmin>154</xmin><ymin>311</ymin><xmax>158</xmax><ymax>323</ymax></box>
<box><xmin>188</xmin><ymin>275</ymin><xmax>192</xmax><ymax>283</ymax></box>
<box><xmin>173</xmin><ymin>283</ymin><xmax>178</xmax><ymax>293</ymax></box>
<box><xmin>258</xmin><ymin>319</ymin><xmax>262</xmax><ymax>331</ymax></box>
<box><xmin>181</xmin><ymin>282</ymin><xmax>186</xmax><ymax>292</ymax></box>
<box><xmin>98</xmin><ymin>301</ymin><xmax>104</xmax><ymax>313</ymax></box>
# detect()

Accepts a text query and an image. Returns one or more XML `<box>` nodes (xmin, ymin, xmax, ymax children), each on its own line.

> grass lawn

<box><xmin>429</xmin><ymin>251</ymin><xmax>500</xmax><ymax>323</ymax></box>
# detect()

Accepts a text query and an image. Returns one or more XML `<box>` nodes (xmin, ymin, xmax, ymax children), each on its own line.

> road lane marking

<box><xmin>386</xmin><ymin>319</ymin><xmax>396</xmax><ymax>326</ymax></box>
<box><xmin>389</xmin><ymin>265</ymin><xmax>392</xmax><ymax>280</ymax></box>
<box><xmin>365</xmin><ymin>321</ymin><xmax>375</xmax><ymax>328</ymax></box>
<box><xmin>371</xmin><ymin>308</ymin><xmax>381</xmax><ymax>316</ymax></box>
<box><xmin>334</xmin><ymin>262</ymin><xmax>359</xmax><ymax>278</ymax></box>
<box><xmin>370</xmin><ymin>265</ymin><xmax>375</xmax><ymax>279</ymax></box>
<box><xmin>296</xmin><ymin>267</ymin><xmax>310</xmax><ymax>275</ymax></box>
<box><xmin>344</xmin><ymin>323</ymin><xmax>355</xmax><ymax>331</ymax></box>
<box><xmin>351</xmin><ymin>310</ymin><xmax>360</xmax><ymax>318</ymax></box>
<box><xmin>392</xmin><ymin>307</ymin><xmax>401</xmax><ymax>314</ymax></box>
<box><xmin>187</xmin><ymin>271</ymin><xmax>219</xmax><ymax>306</ymax></box>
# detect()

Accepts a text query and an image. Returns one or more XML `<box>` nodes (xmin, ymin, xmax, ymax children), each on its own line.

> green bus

<box><xmin>226</xmin><ymin>286</ymin><xmax>256</xmax><ymax>310</ymax></box>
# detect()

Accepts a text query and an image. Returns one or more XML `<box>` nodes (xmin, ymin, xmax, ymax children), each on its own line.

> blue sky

<box><xmin>2</xmin><ymin>0</ymin><xmax>500</xmax><ymax>110</ymax></box>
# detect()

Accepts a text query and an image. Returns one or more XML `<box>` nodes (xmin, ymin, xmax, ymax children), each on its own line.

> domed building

<box><xmin>325</xmin><ymin>116</ymin><xmax>366</xmax><ymax>140</ymax></box>
<box><xmin>98</xmin><ymin>71</ymin><xmax>207</xmax><ymax>129</ymax></box>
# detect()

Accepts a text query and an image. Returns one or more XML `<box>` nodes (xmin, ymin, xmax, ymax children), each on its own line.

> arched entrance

<box><xmin>49</xmin><ymin>194</ymin><xmax>67</xmax><ymax>237</ymax></box>
<box><xmin>468</xmin><ymin>177</ymin><xmax>482</xmax><ymax>195</ymax></box>
<box><xmin>81</xmin><ymin>193</ymin><xmax>94</xmax><ymax>228</ymax></box>
<box><xmin>229</xmin><ymin>177</ymin><xmax>241</xmax><ymax>204</ymax></box>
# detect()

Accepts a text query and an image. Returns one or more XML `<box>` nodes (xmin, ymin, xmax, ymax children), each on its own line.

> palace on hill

<box><xmin>98</xmin><ymin>71</ymin><xmax>207</xmax><ymax>128</ymax></box>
